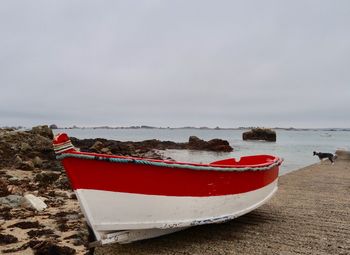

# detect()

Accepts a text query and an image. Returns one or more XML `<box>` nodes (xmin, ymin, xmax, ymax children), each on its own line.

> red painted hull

<box><xmin>61</xmin><ymin>153</ymin><xmax>279</xmax><ymax>197</ymax></box>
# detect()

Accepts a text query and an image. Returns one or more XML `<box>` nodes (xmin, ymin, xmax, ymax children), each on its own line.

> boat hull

<box><xmin>52</xmin><ymin>133</ymin><xmax>282</xmax><ymax>245</ymax></box>
<box><xmin>76</xmin><ymin>179</ymin><xmax>278</xmax><ymax>244</ymax></box>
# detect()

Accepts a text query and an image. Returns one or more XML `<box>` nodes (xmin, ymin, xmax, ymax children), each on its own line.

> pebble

<box><xmin>20</xmin><ymin>142</ymin><xmax>31</xmax><ymax>152</ymax></box>
<box><xmin>0</xmin><ymin>195</ymin><xmax>23</xmax><ymax>208</ymax></box>
<box><xmin>21</xmin><ymin>194</ymin><xmax>47</xmax><ymax>211</ymax></box>
<box><xmin>33</xmin><ymin>156</ymin><xmax>43</xmax><ymax>167</ymax></box>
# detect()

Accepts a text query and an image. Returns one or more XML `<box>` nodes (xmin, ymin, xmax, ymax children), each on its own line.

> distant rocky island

<box><xmin>2</xmin><ymin>125</ymin><xmax>350</xmax><ymax>132</ymax></box>
<box><xmin>42</xmin><ymin>125</ymin><xmax>350</xmax><ymax>132</ymax></box>
<box><xmin>242</xmin><ymin>128</ymin><xmax>277</xmax><ymax>142</ymax></box>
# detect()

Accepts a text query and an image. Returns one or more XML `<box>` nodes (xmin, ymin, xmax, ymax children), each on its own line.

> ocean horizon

<box><xmin>53</xmin><ymin>128</ymin><xmax>350</xmax><ymax>175</ymax></box>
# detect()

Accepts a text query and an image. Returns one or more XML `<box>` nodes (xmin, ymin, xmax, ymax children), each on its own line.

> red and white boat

<box><xmin>53</xmin><ymin>133</ymin><xmax>282</xmax><ymax>246</ymax></box>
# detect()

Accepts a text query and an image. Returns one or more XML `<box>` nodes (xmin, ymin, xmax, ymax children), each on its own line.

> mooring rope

<box><xmin>56</xmin><ymin>152</ymin><xmax>283</xmax><ymax>172</ymax></box>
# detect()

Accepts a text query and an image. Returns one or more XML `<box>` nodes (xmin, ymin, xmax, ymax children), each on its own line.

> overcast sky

<box><xmin>1</xmin><ymin>1</ymin><xmax>349</xmax><ymax>128</ymax></box>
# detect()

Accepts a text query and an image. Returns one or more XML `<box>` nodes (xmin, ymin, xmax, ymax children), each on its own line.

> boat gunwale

<box><xmin>57</xmin><ymin>151</ymin><xmax>283</xmax><ymax>172</ymax></box>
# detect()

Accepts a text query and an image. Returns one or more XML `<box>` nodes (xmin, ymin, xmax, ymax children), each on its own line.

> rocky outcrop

<box><xmin>29</xmin><ymin>125</ymin><xmax>54</xmax><ymax>139</ymax></box>
<box><xmin>0</xmin><ymin>126</ymin><xmax>60</xmax><ymax>171</ymax></box>
<box><xmin>71</xmin><ymin>136</ymin><xmax>233</xmax><ymax>155</ymax></box>
<box><xmin>70</xmin><ymin>137</ymin><xmax>175</xmax><ymax>159</ymax></box>
<box><xmin>242</xmin><ymin>128</ymin><xmax>276</xmax><ymax>142</ymax></box>
<box><xmin>188</xmin><ymin>136</ymin><xmax>233</xmax><ymax>152</ymax></box>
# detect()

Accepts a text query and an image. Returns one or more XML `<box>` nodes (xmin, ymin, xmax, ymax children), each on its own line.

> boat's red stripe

<box><xmin>62</xmin><ymin>157</ymin><xmax>278</xmax><ymax>197</ymax></box>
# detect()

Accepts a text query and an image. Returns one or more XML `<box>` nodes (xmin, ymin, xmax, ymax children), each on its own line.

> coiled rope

<box><xmin>56</xmin><ymin>153</ymin><xmax>283</xmax><ymax>172</ymax></box>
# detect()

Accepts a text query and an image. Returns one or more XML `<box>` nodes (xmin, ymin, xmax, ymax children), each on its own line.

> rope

<box><xmin>56</xmin><ymin>153</ymin><xmax>283</xmax><ymax>172</ymax></box>
<box><xmin>53</xmin><ymin>141</ymin><xmax>75</xmax><ymax>154</ymax></box>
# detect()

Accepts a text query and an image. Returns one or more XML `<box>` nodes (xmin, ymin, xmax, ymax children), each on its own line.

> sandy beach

<box><xmin>1</xmin><ymin>127</ymin><xmax>349</xmax><ymax>254</ymax></box>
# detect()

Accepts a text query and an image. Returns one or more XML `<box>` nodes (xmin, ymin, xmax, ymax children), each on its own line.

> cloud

<box><xmin>1</xmin><ymin>0</ymin><xmax>350</xmax><ymax>128</ymax></box>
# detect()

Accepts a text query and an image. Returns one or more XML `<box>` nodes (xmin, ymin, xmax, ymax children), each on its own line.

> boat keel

<box><xmin>89</xmin><ymin>227</ymin><xmax>188</xmax><ymax>247</ymax></box>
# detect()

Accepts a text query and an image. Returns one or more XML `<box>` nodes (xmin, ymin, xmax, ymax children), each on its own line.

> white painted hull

<box><xmin>76</xmin><ymin>179</ymin><xmax>278</xmax><ymax>244</ymax></box>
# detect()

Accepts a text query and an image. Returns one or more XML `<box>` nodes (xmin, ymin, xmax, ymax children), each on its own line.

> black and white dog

<box><xmin>313</xmin><ymin>151</ymin><xmax>336</xmax><ymax>163</ymax></box>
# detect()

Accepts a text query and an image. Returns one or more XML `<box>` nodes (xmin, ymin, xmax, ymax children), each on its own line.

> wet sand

<box><xmin>96</xmin><ymin>159</ymin><xmax>350</xmax><ymax>255</ymax></box>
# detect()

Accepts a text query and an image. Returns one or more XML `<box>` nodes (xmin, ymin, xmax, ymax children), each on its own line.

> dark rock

<box><xmin>71</xmin><ymin>135</ymin><xmax>232</xmax><ymax>155</ymax></box>
<box><xmin>188</xmin><ymin>136</ymin><xmax>207</xmax><ymax>150</ymax></box>
<box><xmin>0</xmin><ymin>233</ymin><xmax>18</xmax><ymax>244</ymax></box>
<box><xmin>188</xmin><ymin>136</ymin><xmax>233</xmax><ymax>152</ymax></box>
<box><xmin>45</xmin><ymin>197</ymin><xmax>65</xmax><ymax>207</ymax></box>
<box><xmin>0</xmin><ymin>205</ymin><xmax>12</xmax><ymax>220</ymax></box>
<box><xmin>14</xmin><ymin>155</ymin><xmax>23</xmax><ymax>165</ymax></box>
<box><xmin>56</xmin><ymin>175</ymin><xmax>72</xmax><ymax>190</ymax></box>
<box><xmin>1</xmin><ymin>239</ymin><xmax>50</xmax><ymax>253</ymax></box>
<box><xmin>43</xmin><ymin>161</ymin><xmax>63</xmax><ymax>172</ymax></box>
<box><xmin>33</xmin><ymin>242</ymin><xmax>76</xmax><ymax>255</ymax></box>
<box><xmin>0</xmin><ymin>179</ymin><xmax>10</xmax><ymax>197</ymax></box>
<box><xmin>89</xmin><ymin>141</ymin><xmax>104</xmax><ymax>152</ymax></box>
<box><xmin>18</xmin><ymin>160</ymin><xmax>35</xmax><ymax>171</ymax></box>
<box><xmin>5</xmin><ymin>240</ymin><xmax>77</xmax><ymax>255</ymax></box>
<box><xmin>33</xmin><ymin>156</ymin><xmax>43</xmax><ymax>167</ymax></box>
<box><xmin>57</xmin><ymin>220</ymin><xmax>70</xmax><ymax>232</ymax></box>
<box><xmin>34</xmin><ymin>172</ymin><xmax>60</xmax><ymax>187</ymax></box>
<box><xmin>27</xmin><ymin>229</ymin><xmax>55</xmax><ymax>238</ymax></box>
<box><xmin>9</xmin><ymin>221</ymin><xmax>42</xmax><ymax>229</ymax></box>
<box><xmin>71</xmin><ymin>137</ymin><xmax>175</xmax><ymax>158</ymax></box>
<box><xmin>30</xmin><ymin>125</ymin><xmax>54</xmax><ymax>139</ymax></box>
<box><xmin>53</xmin><ymin>211</ymin><xmax>81</xmax><ymax>224</ymax></box>
<box><xmin>63</xmin><ymin>232</ymin><xmax>87</xmax><ymax>246</ymax></box>
<box><xmin>242</xmin><ymin>128</ymin><xmax>276</xmax><ymax>142</ymax></box>
<box><xmin>1</xmin><ymin>128</ymin><xmax>15</xmax><ymax>132</ymax></box>
<box><xmin>49</xmin><ymin>124</ymin><xmax>58</xmax><ymax>129</ymax></box>
<box><xmin>0</xmin><ymin>129</ymin><xmax>56</xmax><ymax>170</ymax></box>
<box><xmin>8</xmin><ymin>176</ymin><xmax>19</xmax><ymax>183</ymax></box>
<box><xmin>207</xmin><ymin>139</ymin><xmax>233</xmax><ymax>152</ymax></box>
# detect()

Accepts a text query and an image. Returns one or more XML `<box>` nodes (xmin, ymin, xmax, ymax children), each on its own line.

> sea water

<box><xmin>53</xmin><ymin>129</ymin><xmax>350</xmax><ymax>175</ymax></box>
